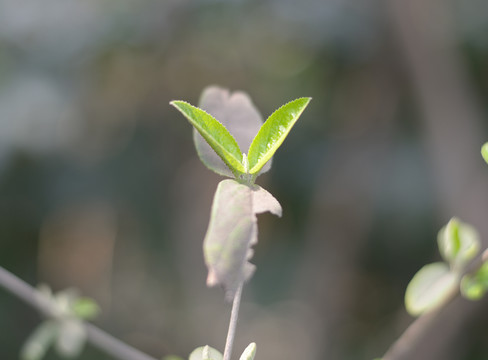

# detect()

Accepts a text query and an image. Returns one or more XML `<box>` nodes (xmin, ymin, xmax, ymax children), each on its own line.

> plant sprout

<box><xmin>171</xmin><ymin>86</ymin><xmax>311</xmax><ymax>360</ymax></box>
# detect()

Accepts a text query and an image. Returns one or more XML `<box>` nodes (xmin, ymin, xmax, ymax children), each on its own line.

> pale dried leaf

<box><xmin>204</xmin><ymin>179</ymin><xmax>281</xmax><ymax>299</ymax></box>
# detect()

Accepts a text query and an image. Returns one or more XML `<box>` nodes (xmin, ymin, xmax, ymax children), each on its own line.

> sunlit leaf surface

<box><xmin>248</xmin><ymin>97</ymin><xmax>311</xmax><ymax>175</ymax></box>
<box><xmin>195</xmin><ymin>86</ymin><xmax>270</xmax><ymax>177</ymax></box>
<box><xmin>170</xmin><ymin>100</ymin><xmax>245</xmax><ymax>177</ymax></box>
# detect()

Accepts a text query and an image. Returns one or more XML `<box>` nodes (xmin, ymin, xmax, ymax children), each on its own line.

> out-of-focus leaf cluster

<box><xmin>405</xmin><ymin>218</ymin><xmax>488</xmax><ymax>316</ymax></box>
<box><xmin>21</xmin><ymin>285</ymin><xmax>99</xmax><ymax>360</ymax></box>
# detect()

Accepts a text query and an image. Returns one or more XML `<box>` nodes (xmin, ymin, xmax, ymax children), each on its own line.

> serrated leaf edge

<box><xmin>170</xmin><ymin>100</ymin><xmax>245</xmax><ymax>177</ymax></box>
<box><xmin>247</xmin><ymin>97</ymin><xmax>311</xmax><ymax>175</ymax></box>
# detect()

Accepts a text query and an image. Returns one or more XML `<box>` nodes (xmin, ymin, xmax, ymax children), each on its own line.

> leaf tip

<box><xmin>239</xmin><ymin>342</ymin><xmax>257</xmax><ymax>360</ymax></box>
<box><xmin>296</xmin><ymin>96</ymin><xmax>312</xmax><ymax>107</ymax></box>
<box><xmin>206</xmin><ymin>269</ymin><xmax>219</xmax><ymax>287</ymax></box>
<box><xmin>169</xmin><ymin>100</ymin><xmax>187</xmax><ymax>109</ymax></box>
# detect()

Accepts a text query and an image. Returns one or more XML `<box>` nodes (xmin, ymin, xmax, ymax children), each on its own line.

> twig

<box><xmin>382</xmin><ymin>289</ymin><xmax>457</xmax><ymax>360</ymax></box>
<box><xmin>223</xmin><ymin>283</ymin><xmax>244</xmax><ymax>360</ymax></box>
<box><xmin>382</xmin><ymin>252</ymin><xmax>488</xmax><ymax>360</ymax></box>
<box><xmin>0</xmin><ymin>266</ymin><xmax>158</xmax><ymax>360</ymax></box>
<box><xmin>85</xmin><ymin>324</ymin><xmax>158</xmax><ymax>360</ymax></box>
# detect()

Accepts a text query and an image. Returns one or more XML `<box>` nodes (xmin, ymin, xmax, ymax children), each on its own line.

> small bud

<box><xmin>239</xmin><ymin>342</ymin><xmax>256</xmax><ymax>360</ymax></box>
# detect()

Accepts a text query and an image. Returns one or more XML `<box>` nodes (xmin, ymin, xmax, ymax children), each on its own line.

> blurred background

<box><xmin>1</xmin><ymin>0</ymin><xmax>488</xmax><ymax>359</ymax></box>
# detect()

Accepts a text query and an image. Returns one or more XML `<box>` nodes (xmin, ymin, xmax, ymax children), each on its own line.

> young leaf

<box><xmin>170</xmin><ymin>100</ymin><xmax>245</xmax><ymax>177</ymax></box>
<box><xmin>204</xmin><ymin>179</ymin><xmax>282</xmax><ymax>300</ymax></box>
<box><xmin>460</xmin><ymin>261</ymin><xmax>488</xmax><ymax>300</ymax></box>
<box><xmin>247</xmin><ymin>97</ymin><xmax>311</xmax><ymax>175</ymax></box>
<box><xmin>239</xmin><ymin>343</ymin><xmax>256</xmax><ymax>360</ymax></box>
<box><xmin>55</xmin><ymin>318</ymin><xmax>86</xmax><ymax>357</ymax></box>
<box><xmin>72</xmin><ymin>297</ymin><xmax>100</xmax><ymax>320</ymax></box>
<box><xmin>195</xmin><ymin>86</ymin><xmax>271</xmax><ymax>177</ymax></box>
<box><xmin>21</xmin><ymin>321</ymin><xmax>59</xmax><ymax>360</ymax></box>
<box><xmin>405</xmin><ymin>262</ymin><xmax>458</xmax><ymax>316</ymax></box>
<box><xmin>189</xmin><ymin>346</ymin><xmax>223</xmax><ymax>360</ymax></box>
<box><xmin>482</xmin><ymin>142</ymin><xmax>488</xmax><ymax>164</ymax></box>
<box><xmin>437</xmin><ymin>218</ymin><xmax>480</xmax><ymax>270</ymax></box>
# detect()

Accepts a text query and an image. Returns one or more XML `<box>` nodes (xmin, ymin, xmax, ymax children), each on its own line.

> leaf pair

<box><xmin>171</xmin><ymin>87</ymin><xmax>311</xmax><ymax>181</ymax></box>
<box><xmin>405</xmin><ymin>218</ymin><xmax>483</xmax><ymax>316</ymax></box>
<box><xmin>405</xmin><ymin>145</ymin><xmax>488</xmax><ymax>316</ymax></box>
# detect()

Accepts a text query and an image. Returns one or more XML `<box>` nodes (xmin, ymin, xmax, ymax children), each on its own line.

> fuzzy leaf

<box><xmin>248</xmin><ymin>97</ymin><xmax>311</xmax><ymax>175</ymax></box>
<box><xmin>482</xmin><ymin>142</ymin><xmax>488</xmax><ymax>164</ymax></box>
<box><xmin>204</xmin><ymin>179</ymin><xmax>281</xmax><ymax>299</ymax></box>
<box><xmin>189</xmin><ymin>346</ymin><xmax>223</xmax><ymax>360</ymax></box>
<box><xmin>72</xmin><ymin>297</ymin><xmax>100</xmax><ymax>320</ymax></box>
<box><xmin>405</xmin><ymin>262</ymin><xmax>458</xmax><ymax>316</ymax></box>
<box><xmin>437</xmin><ymin>218</ymin><xmax>480</xmax><ymax>270</ymax></box>
<box><xmin>195</xmin><ymin>86</ymin><xmax>271</xmax><ymax>177</ymax></box>
<box><xmin>461</xmin><ymin>261</ymin><xmax>488</xmax><ymax>300</ymax></box>
<box><xmin>239</xmin><ymin>343</ymin><xmax>257</xmax><ymax>360</ymax></box>
<box><xmin>170</xmin><ymin>100</ymin><xmax>245</xmax><ymax>177</ymax></box>
<box><xmin>55</xmin><ymin>318</ymin><xmax>86</xmax><ymax>357</ymax></box>
<box><xmin>21</xmin><ymin>321</ymin><xmax>59</xmax><ymax>360</ymax></box>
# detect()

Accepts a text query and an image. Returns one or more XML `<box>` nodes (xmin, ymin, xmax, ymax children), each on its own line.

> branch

<box><xmin>223</xmin><ymin>283</ymin><xmax>243</xmax><ymax>360</ymax></box>
<box><xmin>0</xmin><ymin>266</ymin><xmax>159</xmax><ymax>360</ymax></box>
<box><xmin>382</xmin><ymin>291</ymin><xmax>457</xmax><ymax>360</ymax></box>
<box><xmin>382</xmin><ymin>250</ymin><xmax>488</xmax><ymax>360</ymax></box>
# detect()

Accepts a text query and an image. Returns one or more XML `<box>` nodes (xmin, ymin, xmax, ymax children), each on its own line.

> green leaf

<box><xmin>405</xmin><ymin>262</ymin><xmax>458</xmax><ymax>316</ymax></box>
<box><xmin>194</xmin><ymin>86</ymin><xmax>270</xmax><ymax>177</ymax></box>
<box><xmin>170</xmin><ymin>100</ymin><xmax>245</xmax><ymax>177</ymax></box>
<box><xmin>55</xmin><ymin>318</ymin><xmax>86</xmax><ymax>357</ymax></box>
<box><xmin>21</xmin><ymin>321</ymin><xmax>59</xmax><ymax>360</ymax></box>
<box><xmin>204</xmin><ymin>179</ymin><xmax>282</xmax><ymax>300</ymax></box>
<box><xmin>72</xmin><ymin>297</ymin><xmax>100</xmax><ymax>320</ymax></box>
<box><xmin>247</xmin><ymin>97</ymin><xmax>311</xmax><ymax>175</ymax></box>
<box><xmin>437</xmin><ymin>218</ymin><xmax>480</xmax><ymax>270</ymax></box>
<box><xmin>482</xmin><ymin>142</ymin><xmax>488</xmax><ymax>164</ymax></box>
<box><xmin>239</xmin><ymin>343</ymin><xmax>256</xmax><ymax>360</ymax></box>
<box><xmin>189</xmin><ymin>346</ymin><xmax>223</xmax><ymax>360</ymax></box>
<box><xmin>461</xmin><ymin>261</ymin><xmax>488</xmax><ymax>300</ymax></box>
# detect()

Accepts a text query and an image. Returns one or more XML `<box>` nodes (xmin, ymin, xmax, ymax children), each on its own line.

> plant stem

<box><xmin>0</xmin><ymin>266</ymin><xmax>158</xmax><ymax>360</ymax></box>
<box><xmin>223</xmin><ymin>283</ymin><xmax>244</xmax><ymax>360</ymax></box>
<box><xmin>383</xmin><ymin>251</ymin><xmax>488</xmax><ymax>360</ymax></box>
<box><xmin>85</xmin><ymin>324</ymin><xmax>158</xmax><ymax>360</ymax></box>
<box><xmin>382</xmin><ymin>306</ymin><xmax>444</xmax><ymax>360</ymax></box>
